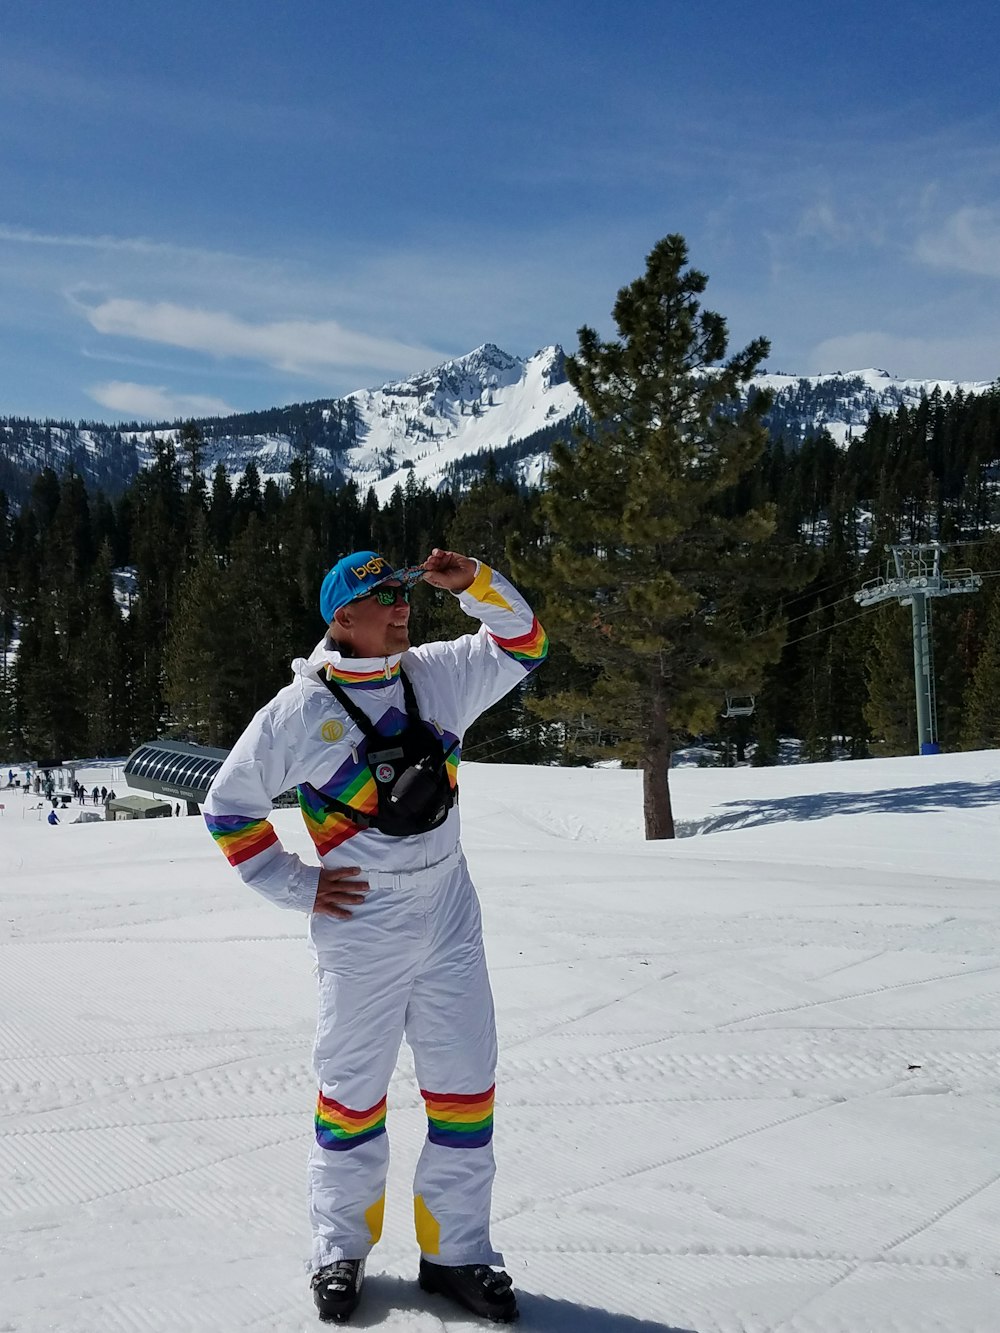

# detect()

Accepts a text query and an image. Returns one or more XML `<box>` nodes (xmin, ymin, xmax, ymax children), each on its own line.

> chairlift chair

<box><xmin>723</xmin><ymin>691</ymin><xmax>756</xmax><ymax>718</ymax></box>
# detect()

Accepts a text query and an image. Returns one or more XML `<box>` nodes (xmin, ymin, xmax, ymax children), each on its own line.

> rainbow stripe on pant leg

<box><xmin>315</xmin><ymin>1092</ymin><xmax>387</xmax><ymax>1151</ymax></box>
<box><xmin>421</xmin><ymin>1084</ymin><xmax>494</xmax><ymax>1149</ymax></box>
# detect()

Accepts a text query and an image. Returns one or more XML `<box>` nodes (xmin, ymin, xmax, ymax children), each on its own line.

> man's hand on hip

<box><xmin>313</xmin><ymin>866</ymin><xmax>369</xmax><ymax>919</ymax></box>
<box><xmin>421</xmin><ymin>548</ymin><xmax>477</xmax><ymax>593</ymax></box>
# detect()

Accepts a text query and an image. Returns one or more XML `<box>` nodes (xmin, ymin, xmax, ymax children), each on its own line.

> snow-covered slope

<box><xmin>2</xmin><ymin>749</ymin><xmax>999</xmax><ymax>1331</ymax></box>
<box><xmin>756</xmin><ymin>366</ymin><xmax>994</xmax><ymax>447</ymax></box>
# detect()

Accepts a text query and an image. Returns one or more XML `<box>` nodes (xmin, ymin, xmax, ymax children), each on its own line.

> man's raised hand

<box><xmin>421</xmin><ymin>548</ymin><xmax>477</xmax><ymax>593</ymax></box>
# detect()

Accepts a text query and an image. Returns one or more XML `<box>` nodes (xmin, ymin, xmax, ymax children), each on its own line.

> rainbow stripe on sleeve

<box><xmin>490</xmin><ymin>616</ymin><xmax>549</xmax><ymax>673</ymax></box>
<box><xmin>204</xmin><ymin>813</ymin><xmax>279</xmax><ymax>866</ymax></box>
<box><xmin>421</xmin><ymin>1085</ymin><xmax>494</xmax><ymax>1149</ymax></box>
<box><xmin>315</xmin><ymin>1092</ymin><xmax>387</xmax><ymax>1151</ymax></box>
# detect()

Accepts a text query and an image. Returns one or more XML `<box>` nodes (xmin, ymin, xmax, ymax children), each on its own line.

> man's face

<box><xmin>333</xmin><ymin>581</ymin><xmax>411</xmax><ymax>657</ymax></box>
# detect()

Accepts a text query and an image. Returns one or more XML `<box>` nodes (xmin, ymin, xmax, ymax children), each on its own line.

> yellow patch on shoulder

<box><xmin>467</xmin><ymin>562</ymin><xmax>513</xmax><ymax>613</ymax></box>
<box><xmin>320</xmin><ymin>719</ymin><xmax>345</xmax><ymax>743</ymax></box>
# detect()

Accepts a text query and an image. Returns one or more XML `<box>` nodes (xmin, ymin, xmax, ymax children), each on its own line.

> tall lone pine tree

<box><xmin>517</xmin><ymin>234</ymin><xmax>794</xmax><ymax>838</ymax></box>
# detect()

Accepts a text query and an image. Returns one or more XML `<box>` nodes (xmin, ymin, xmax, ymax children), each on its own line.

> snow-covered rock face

<box><xmin>341</xmin><ymin>343</ymin><xmax>579</xmax><ymax>499</ymax></box>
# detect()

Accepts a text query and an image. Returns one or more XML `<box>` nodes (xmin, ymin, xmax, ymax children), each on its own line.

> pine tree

<box><xmin>962</xmin><ymin>582</ymin><xmax>1000</xmax><ymax>749</ymax></box>
<box><xmin>515</xmin><ymin>234</ymin><xmax>792</xmax><ymax>837</ymax></box>
<box><xmin>208</xmin><ymin>462</ymin><xmax>233</xmax><ymax>556</ymax></box>
<box><xmin>0</xmin><ymin>490</ymin><xmax>13</xmax><ymax>756</ymax></box>
<box><xmin>178</xmin><ymin>420</ymin><xmax>209</xmax><ymax>527</ymax></box>
<box><xmin>79</xmin><ymin>543</ymin><xmax>134</xmax><ymax>755</ymax></box>
<box><xmin>128</xmin><ymin>439</ymin><xmax>187</xmax><ymax>742</ymax></box>
<box><xmin>863</xmin><ymin>603</ymin><xmax>916</xmax><ymax>754</ymax></box>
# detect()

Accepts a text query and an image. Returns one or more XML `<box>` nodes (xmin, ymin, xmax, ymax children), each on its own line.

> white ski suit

<box><xmin>203</xmin><ymin>563</ymin><xmax>547</xmax><ymax>1269</ymax></box>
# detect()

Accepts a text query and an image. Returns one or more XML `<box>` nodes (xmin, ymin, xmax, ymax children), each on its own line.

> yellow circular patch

<box><xmin>320</xmin><ymin>719</ymin><xmax>345</xmax><ymax>743</ymax></box>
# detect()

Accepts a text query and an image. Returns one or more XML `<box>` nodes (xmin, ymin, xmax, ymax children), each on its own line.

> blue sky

<box><xmin>3</xmin><ymin>0</ymin><xmax>1000</xmax><ymax>422</ymax></box>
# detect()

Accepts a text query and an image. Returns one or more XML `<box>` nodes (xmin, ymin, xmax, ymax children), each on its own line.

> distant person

<box><xmin>47</xmin><ymin>809</ymin><xmax>59</xmax><ymax>826</ymax></box>
<box><xmin>108</xmin><ymin>789</ymin><xmax>116</xmax><ymax>803</ymax></box>
<box><xmin>92</xmin><ymin>786</ymin><xmax>99</xmax><ymax>805</ymax></box>
<box><xmin>204</xmin><ymin>548</ymin><xmax>546</xmax><ymax>1324</ymax></box>
<box><xmin>175</xmin><ymin>802</ymin><xmax>181</xmax><ymax>817</ymax></box>
<box><xmin>6</xmin><ymin>768</ymin><xmax>12</xmax><ymax>787</ymax></box>
<box><xmin>100</xmin><ymin>785</ymin><xmax>107</xmax><ymax>802</ymax></box>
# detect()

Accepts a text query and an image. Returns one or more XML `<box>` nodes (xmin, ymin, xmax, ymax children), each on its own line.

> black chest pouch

<box><xmin>315</xmin><ymin>669</ymin><xmax>458</xmax><ymax>837</ymax></box>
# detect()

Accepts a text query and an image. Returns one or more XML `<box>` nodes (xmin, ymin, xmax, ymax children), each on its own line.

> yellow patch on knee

<box><xmin>365</xmin><ymin>1194</ymin><xmax>385</xmax><ymax>1245</ymax></box>
<box><xmin>413</xmin><ymin>1193</ymin><xmax>440</xmax><ymax>1255</ymax></box>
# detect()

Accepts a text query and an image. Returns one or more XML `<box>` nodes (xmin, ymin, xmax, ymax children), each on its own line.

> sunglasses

<box><xmin>355</xmin><ymin>584</ymin><xmax>411</xmax><ymax>607</ymax></box>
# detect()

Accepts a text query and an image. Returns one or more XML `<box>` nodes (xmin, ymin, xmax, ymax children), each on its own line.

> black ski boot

<box><xmin>419</xmin><ymin>1258</ymin><xmax>518</xmax><ymax>1322</ymax></box>
<box><xmin>311</xmin><ymin>1258</ymin><xmax>366</xmax><ymax>1323</ymax></box>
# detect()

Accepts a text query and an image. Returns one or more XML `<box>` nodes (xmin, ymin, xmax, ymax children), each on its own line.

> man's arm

<box><xmin>204</xmin><ymin>700</ymin><xmax>371</xmax><ymax>918</ymax></box>
<box><xmin>203</xmin><ymin>703</ymin><xmax>320</xmax><ymax>912</ymax></box>
<box><xmin>414</xmin><ymin>548</ymin><xmax>548</xmax><ymax>729</ymax></box>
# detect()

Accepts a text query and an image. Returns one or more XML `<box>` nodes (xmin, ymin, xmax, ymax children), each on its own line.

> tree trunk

<box><xmin>642</xmin><ymin>689</ymin><xmax>675</xmax><ymax>839</ymax></box>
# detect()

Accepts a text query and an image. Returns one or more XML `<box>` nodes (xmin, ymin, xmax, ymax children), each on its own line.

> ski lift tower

<box><xmin>855</xmin><ymin>544</ymin><xmax>981</xmax><ymax>754</ymax></box>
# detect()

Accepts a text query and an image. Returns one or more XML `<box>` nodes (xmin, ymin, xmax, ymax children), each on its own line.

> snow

<box><xmin>753</xmin><ymin>368</ymin><xmax>992</xmax><ymax>396</ymax></box>
<box><xmin>2</xmin><ymin>749</ymin><xmax>999</xmax><ymax>1331</ymax></box>
<box><xmin>344</xmin><ymin>345</ymin><xmax>579</xmax><ymax>503</ymax></box>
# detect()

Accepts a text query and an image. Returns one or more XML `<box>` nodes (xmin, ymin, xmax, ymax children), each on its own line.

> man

<box><xmin>204</xmin><ymin>547</ymin><xmax>547</xmax><ymax>1324</ymax></box>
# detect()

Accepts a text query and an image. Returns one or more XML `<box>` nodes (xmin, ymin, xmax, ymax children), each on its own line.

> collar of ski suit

<box><xmin>298</xmin><ymin>639</ymin><xmax>404</xmax><ymax>691</ymax></box>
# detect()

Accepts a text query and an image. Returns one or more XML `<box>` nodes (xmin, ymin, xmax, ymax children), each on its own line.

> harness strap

<box><xmin>311</xmin><ymin>664</ymin><xmax>454</xmax><ymax>836</ymax></box>
<box><xmin>316</xmin><ymin>670</ymin><xmax>379</xmax><ymax>736</ymax></box>
<box><xmin>399</xmin><ymin>669</ymin><xmax>421</xmax><ymax>720</ymax></box>
<box><xmin>316</xmin><ymin>664</ymin><xmax>422</xmax><ymax>733</ymax></box>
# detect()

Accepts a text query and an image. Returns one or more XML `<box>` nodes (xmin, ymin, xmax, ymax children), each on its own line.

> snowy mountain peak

<box><xmin>341</xmin><ymin>343</ymin><xmax>581</xmax><ymax>498</ymax></box>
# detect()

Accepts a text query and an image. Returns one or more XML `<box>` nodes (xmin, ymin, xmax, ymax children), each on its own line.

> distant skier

<box><xmin>91</xmin><ymin>786</ymin><xmax>99</xmax><ymax>805</ymax></box>
<box><xmin>47</xmin><ymin>809</ymin><xmax>59</xmax><ymax>826</ymax></box>
<box><xmin>204</xmin><ymin>548</ymin><xmax>546</xmax><ymax>1324</ymax></box>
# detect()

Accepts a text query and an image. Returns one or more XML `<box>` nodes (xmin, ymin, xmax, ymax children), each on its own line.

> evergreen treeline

<box><xmin>0</xmin><ymin>447</ymin><xmax>559</xmax><ymax>766</ymax></box>
<box><xmin>1</xmin><ymin>360</ymin><xmax>999</xmax><ymax>772</ymax></box>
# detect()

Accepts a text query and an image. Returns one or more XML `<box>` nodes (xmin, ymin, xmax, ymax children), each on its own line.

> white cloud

<box><xmin>914</xmin><ymin>207</ymin><xmax>1000</xmax><ymax>279</ymax></box>
<box><xmin>0</xmin><ymin>223</ymin><xmax>246</xmax><ymax>263</ymax></box>
<box><xmin>796</xmin><ymin>202</ymin><xmax>854</xmax><ymax>246</ymax></box>
<box><xmin>808</xmin><ymin>331</ymin><xmax>1000</xmax><ymax>383</ymax></box>
<box><xmin>77</xmin><ymin>297</ymin><xmax>444</xmax><ymax>378</ymax></box>
<box><xmin>86</xmin><ymin>381</ymin><xmax>238</xmax><ymax>420</ymax></box>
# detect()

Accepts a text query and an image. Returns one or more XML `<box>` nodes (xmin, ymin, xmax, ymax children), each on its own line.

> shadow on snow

<box><xmin>351</xmin><ymin>1274</ymin><xmax>696</xmax><ymax>1331</ymax></box>
<box><xmin>683</xmin><ymin>779</ymin><xmax>1000</xmax><ymax>836</ymax></box>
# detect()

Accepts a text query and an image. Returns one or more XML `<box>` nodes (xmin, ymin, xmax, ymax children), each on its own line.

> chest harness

<box><xmin>314</xmin><ymin>668</ymin><xmax>459</xmax><ymax>837</ymax></box>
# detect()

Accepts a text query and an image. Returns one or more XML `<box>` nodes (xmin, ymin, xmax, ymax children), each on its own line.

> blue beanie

<box><xmin>320</xmin><ymin>550</ymin><xmax>399</xmax><ymax>623</ymax></box>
